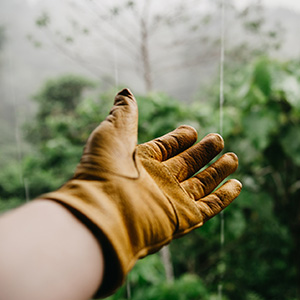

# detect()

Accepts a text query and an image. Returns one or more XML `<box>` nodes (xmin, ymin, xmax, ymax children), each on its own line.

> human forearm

<box><xmin>0</xmin><ymin>200</ymin><xmax>104</xmax><ymax>300</ymax></box>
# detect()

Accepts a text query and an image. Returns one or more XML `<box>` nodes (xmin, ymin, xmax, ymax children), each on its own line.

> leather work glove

<box><xmin>40</xmin><ymin>88</ymin><xmax>242</xmax><ymax>298</ymax></box>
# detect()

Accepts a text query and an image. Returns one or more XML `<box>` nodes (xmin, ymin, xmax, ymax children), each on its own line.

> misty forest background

<box><xmin>1</xmin><ymin>0</ymin><xmax>300</xmax><ymax>299</ymax></box>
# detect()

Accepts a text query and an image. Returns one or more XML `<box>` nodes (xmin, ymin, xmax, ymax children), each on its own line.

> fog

<box><xmin>1</xmin><ymin>0</ymin><xmax>300</xmax><ymax>154</ymax></box>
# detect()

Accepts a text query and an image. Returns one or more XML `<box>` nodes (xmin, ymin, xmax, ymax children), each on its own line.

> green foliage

<box><xmin>0</xmin><ymin>75</ymin><xmax>99</xmax><ymax>204</ymax></box>
<box><xmin>33</xmin><ymin>74</ymin><xmax>95</xmax><ymax>117</ymax></box>
<box><xmin>132</xmin><ymin>274</ymin><xmax>209</xmax><ymax>300</ymax></box>
<box><xmin>1</xmin><ymin>56</ymin><xmax>300</xmax><ymax>299</ymax></box>
<box><xmin>281</xmin><ymin>125</ymin><xmax>300</xmax><ymax>166</ymax></box>
<box><xmin>137</xmin><ymin>93</ymin><xmax>200</xmax><ymax>143</ymax></box>
<box><xmin>25</xmin><ymin>75</ymin><xmax>95</xmax><ymax>145</ymax></box>
<box><xmin>166</xmin><ymin>56</ymin><xmax>300</xmax><ymax>300</ymax></box>
<box><xmin>105</xmin><ymin>255</ymin><xmax>210</xmax><ymax>300</ymax></box>
<box><xmin>36</xmin><ymin>12</ymin><xmax>50</xmax><ymax>27</ymax></box>
<box><xmin>193</xmin><ymin>56</ymin><xmax>300</xmax><ymax>299</ymax></box>
<box><xmin>0</xmin><ymin>163</ymin><xmax>25</xmax><ymax>200</ymax></box>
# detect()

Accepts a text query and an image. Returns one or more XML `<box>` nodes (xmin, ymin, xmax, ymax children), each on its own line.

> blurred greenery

<box><xmin>1</xmin><ymin>55</ymin><xmax>300</xmax><ymax>300</ymax></box>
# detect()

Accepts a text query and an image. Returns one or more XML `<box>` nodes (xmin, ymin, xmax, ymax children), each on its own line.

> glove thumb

<box><xmin>107</xmin><ymin>88</ymin><xmax>138</xmax><ymax>140</ymax></box>
<box><xmin>77</xmin><ymin>88</ymin><xmax>139</xmax><ymax>178</ymax></box>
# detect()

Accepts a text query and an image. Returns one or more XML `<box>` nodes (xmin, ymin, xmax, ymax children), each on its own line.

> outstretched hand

<box><xmin>76</xmin><ymin>88</ymin><xmax>241</xmax><ymax>231</ymax></box>
<box><xmin>42</xmin><ymin>88</ymin><xmax>242</xmax><ymax>297</ymax></box>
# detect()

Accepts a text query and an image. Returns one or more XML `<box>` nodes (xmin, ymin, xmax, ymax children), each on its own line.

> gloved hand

<box><xmin>40</xmin><ymin>88</ymin><xmax>242</xmax><ymax>298</ymax></box>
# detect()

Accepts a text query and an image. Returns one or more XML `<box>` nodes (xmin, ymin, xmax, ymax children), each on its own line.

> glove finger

<box><xmin>88</xmin><ymin>88</ymin><xmax>138</xmax><ymax>153</ymax></box>
<box><xmin>137</xmin><ymin>125</ymin><xmax>198</xmax><ymax>161</ymax></box>
<box><xmin>163</xmin><ymin>133</ymin><xmax>224</xmax><ymax>182</ymax></box>
<box><xmin>105</xmin><ymin>88</ymin><xmax>138</xmax><ymax>148</ymax></box>
<box><xmin>80</xmin><ymin>88</ymin><xmax>139</xmax><ymax>177</ymax></box>
<box><xmin>196</xmin><ymin>179</ymin><xmax>242</xmax><ymax>223</ymax></box>
<box><xmin>181</xmin><ymin>153</ymin><xmax>238</xmax><ymax>200</ymax></box>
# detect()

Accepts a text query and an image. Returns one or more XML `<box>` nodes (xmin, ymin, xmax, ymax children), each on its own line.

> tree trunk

<box><xmin>160</xmin><ymin>245</ymin><xmax>174</xmax><ymax>282</ymax></box>
<box><xmin>140</xmin><ymin>18</ymin><xmax>153</xmax><ymax>93</ymax></box>
<box><xmin>292</xmin><ymin>192</ymin><xmax>300</xmax><ymax>298</ymax></box>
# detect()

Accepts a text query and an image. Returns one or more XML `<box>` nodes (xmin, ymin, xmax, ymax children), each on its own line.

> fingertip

<box><xmin>224</xmin><ymin>152</ymin><xmax>239</xmax><ymax>170</ymax></box>
<box><xmin>114</xmin><ymin>88</ymin><xmax>137</xmax><ymax>107</ymax></box>
<box><xmin>207</xmin><ymin>133</ymin><xmax>224</xmax><ymax>145</ymax></box>
<box><xmin>177</xmin><ymin>124</ymin><xmax>197</xmax><ymax>134</ymax></box>
<box><xmin>226</xmin><ymin>152</ymin><xmax>238</xmax><ymax>162</ymax></box>
<box><xmin>197</xmin><ymin>178</ymin><xmax>242</xmax><ymax>222</ymax></box>
<box><xmin>176</xmin><ymin>125</ymin><xmax>198</xmax><ymax>143</ymax></box>
<box><xmin>205</xmin><ymin>133</ymin><xmax>224</xmax><ymax>152</ymax></box>
<box><xmin>117</xmin><ymin>88</ymin><xmax>134</xmax><ymax>98</ymax></box>
<box><xmin>104</xmin><ymin>88</ymin><xmax>138</xmax><ymax>132</ymax></box>
<box><xmin>232</xmin><ymin>178</ymin><xmax>243</xmax><ymax>189</ymax></box>
<box><xmin>227</xmin><ymin>178</ymin><xmax>243</xmax><ymax>194</ymax></box>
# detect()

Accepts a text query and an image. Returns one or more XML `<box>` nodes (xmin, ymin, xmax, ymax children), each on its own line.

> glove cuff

<box><xmin>38</xmin><ymin>171</ymin><xmax>178</xmax><ymax>298</ymax></box>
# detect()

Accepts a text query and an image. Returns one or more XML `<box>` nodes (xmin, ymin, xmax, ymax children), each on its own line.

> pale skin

<box><xmin>0</xmin><ymin>200</ymin><xmax>104</xmax><ymax>300</ymax></box>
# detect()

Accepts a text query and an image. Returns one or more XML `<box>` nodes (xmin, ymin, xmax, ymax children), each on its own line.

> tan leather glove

<box><xmin>40</xmin><ymin>88</ymin><xmax>242</xmax><ymax>298</ymax></box>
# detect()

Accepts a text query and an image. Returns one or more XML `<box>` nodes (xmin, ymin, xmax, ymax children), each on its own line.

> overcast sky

<box><xmin>264</xmin><ymin>0</ymin><xmax>300</xmax><ymax>11</ymax></box>
<box><xmin>8</xmin><ymin>0</ymin><xmax>300</xmax><ymax>105</ymax></box>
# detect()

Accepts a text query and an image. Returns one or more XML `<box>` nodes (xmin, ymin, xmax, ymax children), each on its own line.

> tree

<box><xmin>32</xmin><ymin>0</ymin><xmax>219</xmax><ymax>93</ymax></box>
<box><xmin>25</xmin><ymin>74</ymin><xmax>95</xmax><ymax>143</ymax></box>
<box><xmin>31</xmin><ymin>0</ymin><xmax>283</xmax><ymax>99</ymax></box>
<box><xmin>224</xmin><ymin>57</ymin><xmax>300</xmax><ymax>298</ymax></box>
<box><xmin>1</xmin><ymin>75</ymin><xmax>98</xmax><ymax>210</ymax></box>
<box><xmin>0</xmin><ymin>25</ymin><xmax>5</xmax><ymax>51</ymax></box>
<box><xmin>172</xmin><ymin>56</ymin><xmax>299</xmax><ymax>299</ymax></box>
